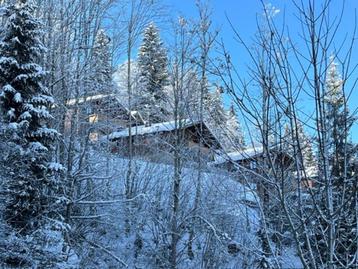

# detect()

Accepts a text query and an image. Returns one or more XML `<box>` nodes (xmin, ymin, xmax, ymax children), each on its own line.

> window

<box><xmin>89</xmin><ymin>132</ymin><xmax>99</xmax><ymax>142</ymax></box>
<box><xmin>89</xmin><ymin>114</ymin><xmax>98</xmax><ymax>123</ymax></box>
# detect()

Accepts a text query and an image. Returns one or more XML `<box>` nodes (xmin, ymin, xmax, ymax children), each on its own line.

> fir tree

<box><xmin>137</xmin><ymin>22</ymin><xmax>169</xmax><ymax>123</ymax></box>
<box><xmin>184</xmin><ymin>71</ymin><xmax>201</xmax><ymax>119</ymax></box>
<box><xmin>309</xmin><ymin>55</ymin><xmax>357</xmax><ymax>268</ymax></box>
<box><xmin>283</xmin><ymin>122</ymin><xmax>316</xmax><ymax>171</ymax></box>
<box><xmin>324</xmin><ymin>55</ymin><xmax>356</xmax><ymax>178</ymax></box>
<box><xmin>90</xmin><ymin>29</ymin><xmax>113</xmax><ymax>95</ymax></box>
<box><xmin>205</xmin><ymin>86</ymin><xmax>228</xmax><ymax>150</ymax></box>
<box><xmin>206</xmin><ymin>86</ymin><xmax>226</xmax><ymax>124</ymax></box>
<box><xmin>225</xmin><ymin>104</ymin><xmax>245</xmax><ymax>151</ymax></box>
<box><xmin>323</xmin><ymin>55</ymin><xmax>357</xmax><ymax>267</ymax></box>
<box><xmin>0</xmin><ymin>1</ymin><xmax>65</xmax><ymax>266</ymax></box>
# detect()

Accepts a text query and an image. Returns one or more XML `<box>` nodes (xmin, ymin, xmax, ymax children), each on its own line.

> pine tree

<box><xmin>114</xmin><ymin>60</ymin><xmax>141</xmax><ymax>102</ymax></box>
<box><xmin>308</xmin><ymin>55</ymin><xmax>357</xmax><ymax>268</ymax></box>
<box><xmin>205</xmin><ymin>86</ymin><xmax>228</xmax><ymax>150</ymax></box>
<box><xmin>322</xmin><ymin>55</ymin><xmax>357</xmax><ymax>267</ymax></box>
<box><xmin>137</xmin><ymin>22</ymin><xmax>169</xmax><ymax>123</ymax></box>
<box><xmin>284</xmin><ymin>122</ymin><xmax>316</xmax><ymax>171</ymax></box>
<box><xmin>0</xmin><ymin>1</ymin><xmax>65</xmax><ymax>266</ymax></box>
<box><xmin>183</xmin><ymin>70</ymin><xmax>201</xmax><ymax>119</ymax></box>
<box><xmin>206</xmin><ymin>86</ymin><xmax>226</xmax><ymax>124</ymax></box>
<box><xmin>225</xmin><ymin>104</ymin><xmax>245</xmax><ymax>151</ymax></box>
<box><xmin>324</xmin><ymin>55</ymin><xmax>356</xmax><ymax>178</ymax></box>
<box><xmin>297</xmin><ymin>123</ymin><xmax>314</xmax><ymax>169</ymax></box>
<box><xmin>90</xmin><ymin>29</ymin><xmax>113</xmax><ymax>95</ymax></box>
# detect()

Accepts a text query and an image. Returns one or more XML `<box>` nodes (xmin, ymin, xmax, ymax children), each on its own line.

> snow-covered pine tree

<box><xmin>205</xmin><ymin>86</ymin><xmax>228</xmax><ymax>150</ymax></box>
<box><xmin>90</xmin><ymin>29</ymin><xmax>113</xmax><ymax>95</ymax></box>
<box><xmin>0</xmin><ymin>1</ymin><xmax>66</xmax><ymax>267</ymax></box>
<box><xmin>298</xmin><ymin>123</ymin><xmax>314</xmax><ymax>169</ymax></box>
<box><xmin>321</xmin><ymin>55</ymin><xmax>357</xmax><ymax>267</ymax></box>
<box><xmin>225</xmin><ymin>103</ymin><xmax>245</xmax><ymax>151</ymax></box>
<box><xmin>324</xmin><ymin>55</ymin><xmax>356</xmax><ymax>178</ymax></box>
<box><xmin>206</xmin><ymin>86</ymin><xmax>226</xmax><ymax>123</ymax></box>
<box><xmin>283</xmin><ymin>121</ymin><xmax>316</xmax><ymax>171</ymax></box>
<box><xmin>114</xmin><ymin>60</ymin><xmax>141</xmax><ymax>101</ymax></box>
<box><xmin>137</xmin><ymin>22</ymin><xmax>169</xmax><ymax>124</ymax></box>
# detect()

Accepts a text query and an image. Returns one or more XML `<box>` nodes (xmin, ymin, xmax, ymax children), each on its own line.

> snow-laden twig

<box><xmin>80</xmin><ymin>235</ymin><xmax>128</xmax><ymax>267</ymax></box>
<box><xmin>75</xmin><ymin>193</ymin><xmax>146</xmax><ymax>205</ymax></box>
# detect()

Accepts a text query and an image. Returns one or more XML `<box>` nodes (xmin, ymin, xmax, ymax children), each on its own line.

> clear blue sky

<box><xmin>161</xmin><ymin>0</ymin><xmax>358</xmax><ymax>142</ymax></box>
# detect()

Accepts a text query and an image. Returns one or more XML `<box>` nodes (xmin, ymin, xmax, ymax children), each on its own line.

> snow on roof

<box><xmin>66</xmin><ymin>93</ymin><xmax>116</xmax><ymax>106</ymax></box>
<box><xmin>212</xmin><ymin>147</ymin><xmax>264</xmax><ymax>165</ymax></box>
<box><xmin>107</xmin><ymin>118</ymin><xmax>201</xmax><ymax>140</ymax></box>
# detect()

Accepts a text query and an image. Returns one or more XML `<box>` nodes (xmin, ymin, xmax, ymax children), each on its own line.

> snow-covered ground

<box><xmin>68</xmin><ymin>151</ymin><xmax>303</xmax><ymax>268</ymax></box>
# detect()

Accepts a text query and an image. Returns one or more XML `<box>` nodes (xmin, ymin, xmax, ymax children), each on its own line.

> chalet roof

<box><xmin>66</xmin><ymin>93</ymin><xmax>117</xmax><ymax>106</ymax></box>
<box><xmin>105</xmin><ymin>118</ymin><xmax>224</xmax><ymax>150</ymax></box>
<box><xmin>212</xmin><ymin>147</ymin><xmax>264</xmax><ymax>165</ymax></box>
<box><xmin>107</xmin><ymin>118</ymin><xmax>202</xmax><ymax>140</ymax></box>
<box><xmin>211</xmin><ymin>144</ymin><xmax>294</xmax><ymax>166</ymax></box>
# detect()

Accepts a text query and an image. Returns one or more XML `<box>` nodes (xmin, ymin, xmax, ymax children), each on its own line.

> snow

<box><xmin>13</xmin><ymin>92</ymin><xmax>22</xmax><ymax>103</ymax></box>
<box><xmin>31</xmin><ymin>94</ymin><xmax>55</xmax><ymax>104</ymax></box>
<box><xmin>20</xmin><ymin>111</ymin><xmax>31</xmax><ymax>120</ymax></box>
<box><xmin>29</xmin><ymin>127</ymin><xmax>58</xmax><ymax>139</ymax></box>
<box><xmin>107</xmin><ymin>118</ymin><xmax>202</xmax><ymax>140</ymax></box>
<box><xmin>0</xmin><ymin>56</ymin><xmax>19</xmax><ymax>68</ymax></box>
<box><xmin>2</xmin><ymin>84</ymin><xmax>15</xmax><ymax>94</ymax></box>
<box><xmin>281</xmin><ymin>247</ymin><xmax>303</xmax><ymax>268</ymax></box>
<box><xmin>76</xmin><ymin>151</ymin><xmax>261</xmax><ymax>268</ymax></box>
<box><xmin>212</xmin><ymin>146</ymin><xmax>264</xmax><ymax>165</ymax></box>
<box><xmin>48</xmin><ymin>162</ymin><xmax>64</xmax><ymax>172</ymax></box>
<box><xmin>7</xmin><ymin>108</ymin><xmax>16</xmax><ymax>119</ymax></box>
<box><xmin>66</xmin><ymin>93</ymin><xmax>116</xmax><ymax>106</ymax></box>
<box><xmin>8</xmin><ymin>122</ymin><xmax>19</xmax><ymax>130</ymax></box>
<box><xmin>14</xmin><ymin>73</ymin><xmax>29</xmax><ymax>82</ymax></box>
<box><xmin>29</xmin><ymin>142</ymin><xmax>48</xmax><ymax>152</ymax></box>
<box><xmin>23</xmin><ymin>104</ymin><xmax>52</xmax><ymax>119</ymax></box>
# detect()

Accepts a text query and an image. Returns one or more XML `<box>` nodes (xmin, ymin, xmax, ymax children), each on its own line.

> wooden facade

<box><xmin>108</xmin><ymin>119</ymin><xmax>223</xmax><ymax>163</ymax></box>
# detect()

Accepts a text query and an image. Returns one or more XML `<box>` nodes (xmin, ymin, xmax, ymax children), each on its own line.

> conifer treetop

<box><xmin>136</xmin><ymin>21</ymin><xmax>169</xmax><ymax>123</ymax></box>
<box><xmin>325</xmin><ymin>55</ymin><xmax>343</xmax><ymax>106</ymax></box>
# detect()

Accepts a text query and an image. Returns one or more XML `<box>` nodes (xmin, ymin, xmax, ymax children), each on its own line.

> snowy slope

<box><xmin>70</xmin><ymin>150</ymin><xmax>303</xmax><ymax>269</ymax></box>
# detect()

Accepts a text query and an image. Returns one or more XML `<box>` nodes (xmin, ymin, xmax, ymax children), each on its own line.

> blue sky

<box><xmin>161</xmin><ymin>0</ymin><xmax>358</xmax><ymax>142</ymax></box>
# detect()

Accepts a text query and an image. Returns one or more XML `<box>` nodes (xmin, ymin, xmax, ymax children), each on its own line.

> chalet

<box><xmin>64</xmin><ymin>93</ymin><xmax>145</xmax><ymax>141</ymax></box>
<box><xmin>62</xmin><ymin>93</ymin><xmax>311</xmax><ymax>192</ymax></box>
<box><xmin>211</xmin><ymin>146</ymin><xmax>319</xmax><ymax>195</ymax></box>
<box><xmin>106</xmin><ymin>118</ymin><xmax>225</xmax><ymax>163</ymax></box>
<box><xmin>211</xmin><ymin>146</ymin><xmax>293</xmax><ymax>173</ymax></box>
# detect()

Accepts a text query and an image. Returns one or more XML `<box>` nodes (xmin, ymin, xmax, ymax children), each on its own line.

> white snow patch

<box><xmin>66</xmin><ymin>93</ymin><xmax>116</xmax><ymax>106</ymax></box>
<box><xmin>107</xmin><ymin>118</ymin><xmax>201</xmax><ymax>140</ymax></box>
<box><xmin>29</xmin><ymin>141</ymin><xmax>48</xmax><ymax>152</ymax></box>
<box><xmin>48</xmin><ymin>162</ymin><xmax>64</xmax><ymax>172</ymax></box>
<box><xmin>14</xmin><ymin>92</ymin><xmax>22</xmax><ymax>103</ymax></box>
<box><xmin>212</xmin><ymin>147</ymin><xmax>264</xmax><ymax>165</ymax></box>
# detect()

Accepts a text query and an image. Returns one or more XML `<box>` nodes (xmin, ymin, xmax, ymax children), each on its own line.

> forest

<box><xmin>0</xmin><ymin>0</ymin><xmax>357</xmax><ymax>268</ymax></box>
